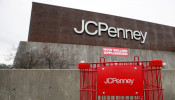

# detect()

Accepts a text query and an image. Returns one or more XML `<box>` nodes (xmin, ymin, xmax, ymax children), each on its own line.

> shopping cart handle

<box><xmin>78</xmin><ymin>62</ymin><xmax>90</xmax><ymax>69</ymax></box>
<box><xmin>149</xmin><ymin>60</ymin><xmax>165</xmax><ymax>67</ymax></box>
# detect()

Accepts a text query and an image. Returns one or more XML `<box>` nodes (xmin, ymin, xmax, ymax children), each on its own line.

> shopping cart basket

<box><xmin>78</xmin><ymin>56</ymin><xmax>164</xmax><ymax>100</ymax></box>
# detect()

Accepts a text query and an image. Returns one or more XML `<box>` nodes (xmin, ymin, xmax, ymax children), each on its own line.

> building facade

<box><xmin>10</xmin><ymin>2</ymin><xmax>175</xmax><ymax>100</ymax></box>
<box><xmin>15</xmin><ymin>2</ymin><xmax>175</xmax><ymax>69</ymax></box>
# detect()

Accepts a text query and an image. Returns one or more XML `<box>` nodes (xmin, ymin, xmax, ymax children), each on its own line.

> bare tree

<box><xmin>39</xmin><ymin>45</ymin><xmax>59</xmax><ymax>69</ymax></box>
<box><xmin>39</xmin><ymin>44</ymin><xmax>72</xmax><ymax>69</ymax></box>
<box><xmin>57</xmin><ymin>51</ymin><xmax>68</xmax><ymax>69</ymax></box>
<box><xmin>14</xmin><ymin>49</ymin><xmax>39</xmax><ymax>69</ymax></box>
<box><xmin>6</xmin><ymin>46</ymin><xmax>17</xmax><ymax>64</ymax></box>
<box><xmin>0</xmin><ymin>64</ymin><xmax>11</xmax><ymax>69</ymax></box>
<box><xmin>13</xmin><ymin>44</ymin><xmax>77</xmax><ymax>69</ymax></box>
<box><xmin>0</xmin><ymin>46</ymin><xmax>17</xmax><ymax>69</ymax></box>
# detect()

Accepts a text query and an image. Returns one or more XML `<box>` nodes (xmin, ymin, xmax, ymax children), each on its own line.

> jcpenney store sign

<box><xmin>74</xmin><ymin>20</ymin><xmax>147</xmax><ymax>44</ymax></box>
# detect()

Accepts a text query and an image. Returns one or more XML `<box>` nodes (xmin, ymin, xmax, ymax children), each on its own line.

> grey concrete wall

<box><xmin>0</xmin><ymin>70</ymin><xmax>79</xmax><ymax>100</ymax></box>
<box><xmin>162</xmin><ymin>70</ymin><xmax>175</xmax><ymax>100</ymax></box>
<box><xmin>0</xmin><ymin>69</ymin><xmax>174</xmax><ymax>100</ymax></box>
<box><xmin>15</xmin><ymin>41</ymin><xmax>175</xmax><ymax>69</ymax></box>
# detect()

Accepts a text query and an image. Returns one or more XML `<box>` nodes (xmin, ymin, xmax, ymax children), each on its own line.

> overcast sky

<box><xmin>0</xmin><ymin>0</ymin><xmax>175</xmax><ymax>64</ymax></box>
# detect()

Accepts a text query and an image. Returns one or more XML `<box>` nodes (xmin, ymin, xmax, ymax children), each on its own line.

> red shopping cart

<box><xmin>78</xmin><ymin>56</ymin><xmax>164</xmax><ymax>100</ymax></box>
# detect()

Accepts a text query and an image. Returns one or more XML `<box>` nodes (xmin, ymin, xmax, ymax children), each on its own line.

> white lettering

<box><xmin>125</xmin><ymin>29</ymin><xmax>133</xmax><ymax>39</ymax></box>
<box><xmin>117</xmin><ymin>28</ymin><xmax>126</xmax><ymax>38</ymax></box>
<box><xmin>85</xmin><ymin>21</ymin><xmax>98</xmax><ymax>35</ymax></box>
<box><xmin>98</xmin><ymin>22</ymin><xmax>108</xmax><ymax>36</ymax></box>
<box><xmin>140</xmin><ymin>32</ymin><xmax>147</xmax><ymax>44</ymax></box>
<box><xmin>104</xmin><ymin>78</ymin><xmax>134</xmax><ymax>85</ymax></box>
<box><xmin>74</xmin><ymin>20</ymin><xmax>85</xmax><ymax>34</ymax></box>
<box><xmin>133</xmin><ymin>31</ymin><xmax>141</xmax><ymax>40</ymax></box>
<box><xmin>74</xmin><ymin>20</ymin><xmax>148</xmax><ymax>44</ymax></box>
<box><xmin>108</xmin><ymin>27</ymin><xmax>117</xmax><ymax>37</ymax></box>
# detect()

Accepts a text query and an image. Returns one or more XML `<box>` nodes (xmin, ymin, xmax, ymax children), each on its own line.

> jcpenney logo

<box><xmin>104</xmin><ymin>78</ymin><xmax>134</xmax><ymax>85</ymax></box>
<box><xmin>74</xmin><ymin>20</ymin><xmax>147</xmax><ymax>44</ymax></box>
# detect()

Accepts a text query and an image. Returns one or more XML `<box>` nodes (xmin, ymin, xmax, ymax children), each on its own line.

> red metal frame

<box><xmin>78</xmin><ymin>56</ymin><xmax>164</xmax><ymax>100</ymax></box>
